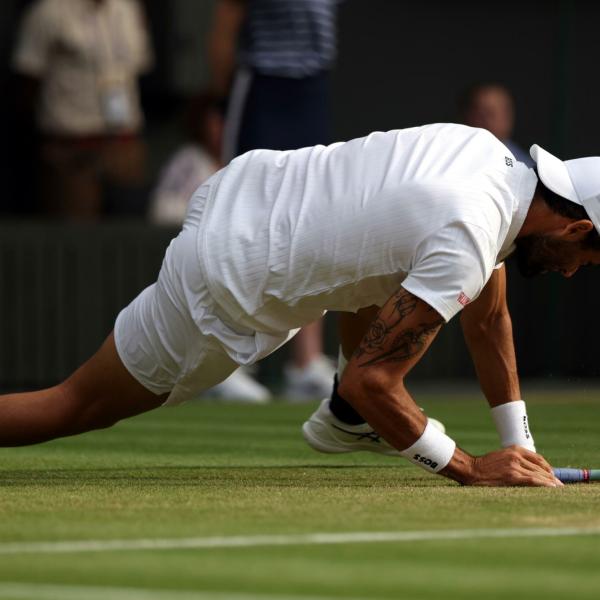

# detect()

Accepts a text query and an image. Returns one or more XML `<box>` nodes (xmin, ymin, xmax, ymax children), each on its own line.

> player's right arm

<box><xmin>338</xmin><ymin>286</ymin><xmax>559</xmax><ymax>487</ymax></box>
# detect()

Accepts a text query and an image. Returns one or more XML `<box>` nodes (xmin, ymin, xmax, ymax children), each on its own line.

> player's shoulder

<box><xmin>328</xmin><ymin>123</ymin><xmax>500</xmax><ymax>154</ymax></box>
<box><xmin>347</xmin><ymin>123</ymin><xmax>503</xmax><ymax>146</ymax></box>
<box><xmin>418</xmin><ymin>123</ymin><xmax>504</xmax><ymax>147</ymax></box>
<box><xmin>374</xmin><ymin>124</ymin><xmax>506</xmax><ymax>166</ymax></box>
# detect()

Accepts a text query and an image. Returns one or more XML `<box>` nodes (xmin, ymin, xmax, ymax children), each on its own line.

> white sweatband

<box><xmin>337</xmin><ymin>346</ymin><xmax>348</xmax><ymax>378</ymax></box>
<box><xmin>399</xmin><ymin>420</ymin><xmax>456</xmax><ymax>473</ymax></box>
<box><xmin>491</xmin><ymin>400</ymin><xmax>536</xmax><ymax>452</ymax></box>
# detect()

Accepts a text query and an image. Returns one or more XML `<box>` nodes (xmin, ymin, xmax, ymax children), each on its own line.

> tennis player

<box><xmin>2</xmin><ymin>123</ymin><xmax>600</xmax><ymax>487</ymax></box>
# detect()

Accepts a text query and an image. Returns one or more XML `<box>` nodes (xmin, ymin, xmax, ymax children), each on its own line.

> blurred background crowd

<box><xmin>0</xmin><ymin>0</ymin><xmax>599</xmax><ymax>397</ymax></box>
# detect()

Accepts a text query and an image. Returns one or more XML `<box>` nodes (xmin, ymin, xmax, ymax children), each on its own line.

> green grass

<box><xmin>0</xmin><ymin>389</ymin><xmax>599</xmax><ymax>599</ymax></box>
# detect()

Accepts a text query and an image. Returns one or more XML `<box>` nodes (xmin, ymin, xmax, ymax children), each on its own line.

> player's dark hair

<box><xmin>534</xmin><ymin>169</ymin><xmax>600</xmax><ymax>249</ymax></box>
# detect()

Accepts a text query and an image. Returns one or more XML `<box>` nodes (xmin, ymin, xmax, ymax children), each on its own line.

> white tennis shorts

<box><xmin>114</xmin><ymin>174</ymin><xmax>295</xmax><ymax>406</ymax></box>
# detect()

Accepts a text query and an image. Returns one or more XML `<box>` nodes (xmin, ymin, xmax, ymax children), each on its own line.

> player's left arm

<box><xmin>460</xmin><ymin>264</ymin><xmax>535</xmax><ymax>450</ymax></box>
<box><xmin>460</xmin><ymin>264</ymin><xmax>519</xmax><ymax>407</ymax></box>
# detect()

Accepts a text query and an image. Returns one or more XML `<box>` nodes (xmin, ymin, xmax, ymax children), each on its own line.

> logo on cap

<box><xmin>505</xmin><ymin>157</ymin><xmax>513</xmax><ymax>168</ymax></box>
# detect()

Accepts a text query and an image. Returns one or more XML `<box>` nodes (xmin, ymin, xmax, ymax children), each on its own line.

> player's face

<box><xmin>515</xmin><ymin>234</ymin><xmax>600</xmax><ymax>278</ymax></box>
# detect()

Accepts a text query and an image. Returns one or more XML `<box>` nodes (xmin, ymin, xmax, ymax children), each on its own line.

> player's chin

<box><xmin>514</xmin><ymin>253</ymin><xmax>546</xmax><ymax>278</ymax></box>
<box><xmin>514</xmin><ymin>239</ymin><xmax>542</xmax><ymax>278</ymax></box>
<box><xmin>514</xmin><ymin>244</ymin><xmax>559</xmax><ymax>278</ymax></box>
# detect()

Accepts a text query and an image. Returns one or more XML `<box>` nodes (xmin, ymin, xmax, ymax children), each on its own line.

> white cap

<box><xmin>530</xmin><ymin>144</ymin><xmax>600</xmax><ymax>233</ymax></box>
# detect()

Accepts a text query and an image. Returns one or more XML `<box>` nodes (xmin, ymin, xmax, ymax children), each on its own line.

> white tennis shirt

<box><xmin>199</xmin><ymin>123</ymin><xmax>537</xmax><ymax>334</ymax></box>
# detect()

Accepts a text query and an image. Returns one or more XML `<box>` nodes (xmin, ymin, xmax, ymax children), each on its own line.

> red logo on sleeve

<box><xmin>457</xmin><ymin>292</ymin><xmax>471</xmax><ymax>306</ymax></box>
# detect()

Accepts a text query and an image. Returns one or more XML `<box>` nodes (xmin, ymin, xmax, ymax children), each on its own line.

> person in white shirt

<box><xmin>12</xmin><ymin>0</ymin><xmax>153</xmax><ymax>217</ymax></box>
<box><xmin>1</xmin><ymin>123</ymin><xmax>600</xmax><ymax>487</ymax></box>
<box><xmin>150</xmin><ymin>95</ymin><xmax>223</xmax><ymax>226</ymax></box>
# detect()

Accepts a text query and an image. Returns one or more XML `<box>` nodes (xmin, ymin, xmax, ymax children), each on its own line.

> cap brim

<box><xmin>564</xmin><ymin>158</ymin><xmax>600</xmax><ymax>234</ymax></box>
<box><xmin>530</xmin><ymin>144</ymin><xmax>581</xmax><ymax>205</ymax></box>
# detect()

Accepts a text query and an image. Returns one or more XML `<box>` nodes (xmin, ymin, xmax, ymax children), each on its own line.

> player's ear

<box><xmin>562</xmin><ymin>219</ymin><xmax>594</xmax><ymax>241</ymax></box>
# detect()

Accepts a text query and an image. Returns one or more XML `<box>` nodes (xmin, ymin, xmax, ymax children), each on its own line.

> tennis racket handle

<box><xmin>553</xmin><ymin>468</ymin><xmax>592</xmax><ymax>483</ymax></box>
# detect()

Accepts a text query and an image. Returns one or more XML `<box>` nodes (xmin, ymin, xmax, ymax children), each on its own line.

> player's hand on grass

<box><xmin>467</xmin><ymin>446</ymin><xmax>563</xmax><ymax>487</ymax></box>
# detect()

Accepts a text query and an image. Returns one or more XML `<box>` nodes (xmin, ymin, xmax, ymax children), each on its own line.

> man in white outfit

<box><xmin>2</xmin><ymin>123</ymin><xmax>600</xmax><ymax>487</ymax></box>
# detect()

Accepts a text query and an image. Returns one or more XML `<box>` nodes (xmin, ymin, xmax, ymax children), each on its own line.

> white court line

<box><xmin>0</xmin><ymin>526</ymin><xmax>599</xmax><ymax>556</ymax></box>
<box><xmin>0</xmin><ymin>582</ymin><xmax>353</xmax><ymax>600</ymax></box>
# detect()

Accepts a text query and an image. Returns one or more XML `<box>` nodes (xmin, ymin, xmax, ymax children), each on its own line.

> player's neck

<box><xmin>516</xmin><ymin>193</ymin><xmax>574</xmax><ymax>238</ymax></box>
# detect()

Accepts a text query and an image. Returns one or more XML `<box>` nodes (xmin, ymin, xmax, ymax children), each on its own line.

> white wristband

<box><xmin>491</xmin><ymin>400</ymin><xmax>536</xmax><ymax>452</ymax></box>
<box><xmin>399</xmin><ymin>420</ymin><xmax>456</xmax><ymax>473</ymax></box>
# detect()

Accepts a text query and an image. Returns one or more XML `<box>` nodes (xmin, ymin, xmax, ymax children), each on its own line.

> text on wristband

<box><xmin>413</xmin><ymin>453</ymin><xmax>439</xmax><ymax>469</ymax></box>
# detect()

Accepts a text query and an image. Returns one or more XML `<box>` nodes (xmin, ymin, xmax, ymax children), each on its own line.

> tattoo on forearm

<box><xmin>354</xmin><ymin>289</ymin><xmax>443</xmax><ymax>367</ymax></box>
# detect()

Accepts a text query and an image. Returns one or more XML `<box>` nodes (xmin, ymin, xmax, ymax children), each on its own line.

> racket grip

<box><xmin>552</xmin><ymin>468</ymin><xmax>590</xmax><ymax>483</ymax></box>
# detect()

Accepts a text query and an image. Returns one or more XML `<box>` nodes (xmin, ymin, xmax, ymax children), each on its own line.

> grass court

<box><xmin>0</xmin><ymin>388</ymin><xmax>599</xmax><ymax>599</ymax></box>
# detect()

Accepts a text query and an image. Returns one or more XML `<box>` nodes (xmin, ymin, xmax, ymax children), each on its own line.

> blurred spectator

<box><xmin>12</xmin><ymin>0</ymin><xmax>154</xmax><ymax>219</ymax></box>
<box><xmin>208</xmin><ymin>0</ymin><xmax>338</xmax><ymax>400</ymax></box>
<box><xmin>459</xmin><ymin>82</ymin><xmax>534</xmax><ymax>167</ymax></box>
<box><xmin>149</xmin><ymin>94</ymin><xmax>223</xmax><ymax>225</ymax></box>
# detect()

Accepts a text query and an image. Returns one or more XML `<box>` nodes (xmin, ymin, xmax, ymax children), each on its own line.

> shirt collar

<box><xmin>497</xmin><ymin>163</ymin><xmax>538</xmax><ymax>262</ymax></box>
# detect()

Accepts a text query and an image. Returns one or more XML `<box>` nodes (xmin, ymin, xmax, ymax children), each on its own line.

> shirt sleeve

<box><xmin>11</xmin><ymin>0</ymin><xmax>55</xmax><ymax>77</ymax></box>
<box><xmin>401</xmin><ymin>222</ymin><xmax>496</xmax><ymax>322</ymax></box>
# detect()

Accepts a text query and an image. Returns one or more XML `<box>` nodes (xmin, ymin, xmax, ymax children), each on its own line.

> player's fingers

<box><xmin>517</xmin><ymin>455</ymin><xmax>552</xmax><ymax>475</ymax></box>
<box><xmin>514</xmin><ymin>459</ymin><xmax>560</xmax><ymax>485</ymax></box>
<box><xmin>528</xmin><ymin>468</ymin><xmax>564</xmax><ymax>487</ymax></box>
<box><xmin>520</xmin><ymin>449</ymin><xmax>553</xmax><ymax>471</ymax></box>
<box><xmin>521</xmin><ymin>474</ymin><xmax>562</xmax><ymax>488</ymax></box>
<box><xmin>511</xmin><ymin>446</ymin><xmax>554</xmax><ymax>475</ymax></box>
<box><xmin>511</xmin><ymin>464</ymin><xmax>562</xmax><ymax>487</ymax></box>
<box><xmin>502</xmin><ymin>447</ymin><xmax>552</xmax><ymax>477</ymax></box>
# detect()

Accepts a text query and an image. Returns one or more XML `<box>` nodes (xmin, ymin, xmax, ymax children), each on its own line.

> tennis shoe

<box><xmin>302</xmin><ymin>398</ymin><xmax>446</xmax><ymax>455</ymax></box>
<box><xmin>302</xmin><ymin>398</ymin><xmax>400</xmax><ymax>456</ymax></box>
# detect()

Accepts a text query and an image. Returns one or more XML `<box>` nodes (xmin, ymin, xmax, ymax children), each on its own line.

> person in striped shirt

<box><xmin>208</xmin><ymin>0</ymin><xmax>339</xmax><ymax>399</ymax></box>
